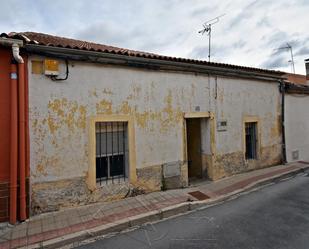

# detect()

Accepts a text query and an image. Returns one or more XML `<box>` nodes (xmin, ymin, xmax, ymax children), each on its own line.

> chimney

<box><xmin>306</xmin><ymin>59</ymin><xmax>309</xmax><ymax>84</ymax></box>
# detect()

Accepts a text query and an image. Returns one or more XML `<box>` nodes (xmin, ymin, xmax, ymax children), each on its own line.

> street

<box><xmin>76</xmin><ymin>172</ymin><xmax>309</xmax><ymax>249</ymax></box>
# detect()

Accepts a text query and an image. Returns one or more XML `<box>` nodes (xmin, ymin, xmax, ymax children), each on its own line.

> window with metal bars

<box><xmin>95</xmin><ymin>122</ymin><xmax>128</xmax><ymax>185</ymax></box>
<box><xmin>245</xmin><ymin>122</ymin><xmax>258</xmax><ymax>160</ymax></box>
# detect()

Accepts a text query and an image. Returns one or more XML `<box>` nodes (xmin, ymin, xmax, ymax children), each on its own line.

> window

<box><xmin>245</xmin><ymin>122</ymin><xmax>258</xmax><ymax>160</ymax></box>
<box><xmin>96</xmin><ymin>121</ymin><xmax>128</xmax><ymax>184</ymax></box>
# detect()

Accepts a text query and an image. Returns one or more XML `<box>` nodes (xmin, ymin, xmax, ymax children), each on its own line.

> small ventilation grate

<box><xmin>188</xmin><ymin>191</ymin><xmax>210</xmax><ymax>200</ymax></box>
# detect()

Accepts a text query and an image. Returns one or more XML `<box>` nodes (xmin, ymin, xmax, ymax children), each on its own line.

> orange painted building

<box><xmin>0</xmin><ymin>47</ymin><xmax>12</xmax><ymax>222</ymax></box>
<box><xmin>0</xmin><ymin>45</ymin><xmax>29</xmax><ymax>223</ymax></box>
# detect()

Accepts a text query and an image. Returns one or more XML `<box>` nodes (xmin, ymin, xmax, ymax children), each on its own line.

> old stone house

<box><xmin>0</xmin><ymin>32</ymin><xmax>307</xmax><ymax>224</ymax></box>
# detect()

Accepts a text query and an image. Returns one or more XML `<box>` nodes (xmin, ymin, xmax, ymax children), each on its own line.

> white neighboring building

<box><xmin>285</xmin><ymin>81</ymin><xmax>309</xmax><ymax>163</ymax></box>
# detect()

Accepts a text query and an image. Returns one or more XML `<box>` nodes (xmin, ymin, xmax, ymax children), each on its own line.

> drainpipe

<box><xmin>0</xmin><ymin>38</ymin><xmax>26</xmax><ymax>224</ymax></box>
<box><xmin>12</xmin><ymin>44</ymin><xmax>27</xmax><ymax>221</ymax></box>
<box><xmin>279</xmin><ymin>80</ymin><xmax>287</xmax><ymax>164</ymax></box>
<box><xmin>10</xmin><ymin>61</ymin><xmax>18</xmax><ymax>224</ymax></box>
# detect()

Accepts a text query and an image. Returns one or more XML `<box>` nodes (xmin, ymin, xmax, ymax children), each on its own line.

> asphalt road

<box><xmin>77</xmin><ymin>173</ymin><xmax>309</xmax><ymax>249</ymax></box>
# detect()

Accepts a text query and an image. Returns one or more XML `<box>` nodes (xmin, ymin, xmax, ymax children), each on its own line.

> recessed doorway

<box><xmin>185</xmin><ymin>116</ymin><xmax>212</xmax><ymax>183</ymax></box>
<box><xmin>186</xmin><ymin>118</ymin><xmax>203</xmax><ymax>179</ymax></box>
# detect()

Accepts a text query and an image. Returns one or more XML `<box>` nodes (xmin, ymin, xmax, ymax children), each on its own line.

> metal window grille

<box><xmin>95</xmin><ymin>122</ymin><xmax>128</xmax><ymax>185</ymax></box>
<box><xmin>245</xmin><ymin>122</ymin><xmax>257</xmax><ymax>160</ymax></box>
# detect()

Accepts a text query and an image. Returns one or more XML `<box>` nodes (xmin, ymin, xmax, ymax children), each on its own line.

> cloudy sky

<box><xmin>1</xmin><ymin>0</ymin><xmax>308</xmax><ymax>74</ymax></box>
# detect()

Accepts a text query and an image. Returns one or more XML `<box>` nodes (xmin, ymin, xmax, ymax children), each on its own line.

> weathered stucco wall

<box><xmin>29</xmin><ymin>57</ymin><xmax>210</xmax><ymax>181</ymax></box>
<box><xmin>285</xmin><ymin>94</ymin><xmax>309</xmax><ymax>162</ymax></box>
<box><xmin>28</xmin><ymin>56</ymin><xmax>282</xmax><ymax>213</ymax></box>
<box><xmin>213</xmin><ymin>77</ymin><xmax>282</xmax><ymax>178</ymax></box>
<box><xmin>28</xmin><ymin>56</ymin><xmax>211</xmax><ymax>212</ymax></box>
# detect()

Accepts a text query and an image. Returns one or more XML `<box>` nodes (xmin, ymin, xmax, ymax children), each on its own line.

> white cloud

<box><xmin>1</xmin><ymin>0</ymin><xmax>308</xmax><ymax>74</ymax></box>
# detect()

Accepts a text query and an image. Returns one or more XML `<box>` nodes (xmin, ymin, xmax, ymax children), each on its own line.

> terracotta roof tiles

<box><xmin>1</xmin><ymin>31</ymin><xmax>284</xmax><ymax>75</ymax></box>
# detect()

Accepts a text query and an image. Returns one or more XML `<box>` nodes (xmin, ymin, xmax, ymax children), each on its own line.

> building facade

<box><xmin>0</xmin><ymin>32</ymin><xmax>287</xmax><ymax>222</ymax></box>
<box><xmin>28</xmin><ymin>56</ymin><xmax>283</xmax><ymax>214</ymax></box>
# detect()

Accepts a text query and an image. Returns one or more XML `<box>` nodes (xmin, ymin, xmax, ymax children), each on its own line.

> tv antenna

<box><xmin>198</xmin><ymin>14</ymin><xmax>225</xmax><ymax>62</ymax></box>
<box><xmin>276</xmin><ymin>43</ymin><xmax>295</xmax><ymax>74</ymax></box>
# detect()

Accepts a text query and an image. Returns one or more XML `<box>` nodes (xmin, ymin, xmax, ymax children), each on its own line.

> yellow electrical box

<box><xmin>31</xmin><ymin>60</ymin><xmax>44</xmax><ymax>74</ymax></box>
<box><xmin>44</xmin><ymin>59</ymin><xmax>59</xmax><ymax>76</ymax></box>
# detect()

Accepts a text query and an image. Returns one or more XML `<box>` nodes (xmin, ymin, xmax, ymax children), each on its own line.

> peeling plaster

<box><xmin>28</xmin><ymin>59</ymin><xmax>282</xmax><ymax>208</ymax></box>
<box><xmin>96</xmin><ymin>99</ymin><xmax>112</xmax><ymax>114</ymax></box>
<box><xmin>47</xmin><ymin>98</ymin><xmax>87</xmax><ymax>133</ymax></box>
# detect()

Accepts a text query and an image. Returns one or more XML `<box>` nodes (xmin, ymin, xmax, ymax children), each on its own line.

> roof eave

<box><xmin>285</xmin><ymin>82</ymin><xmax>309</xmax><ymax>95</ymax></box>
<box><xmin>24</xmin><ymin>44</ymin><xmax>285</xmax><ymax>82</ymax></box>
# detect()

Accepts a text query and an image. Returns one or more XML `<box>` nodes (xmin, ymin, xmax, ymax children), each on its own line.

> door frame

<box><xmin>87</xmin><ymin>114</ymin><xmax>137</xmax><ymax>191</ymax></box>
<box><xmin>182</xmin><ymin>112</ymin><xmax>216</xmax><ymax>181</ymax></box>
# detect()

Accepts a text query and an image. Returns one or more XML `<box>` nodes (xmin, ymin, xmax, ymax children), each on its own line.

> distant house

<box><xmin>284</xmin><ymin>59</ymin><xmax>309</xmax><ymax>164</ymax></box>
<box><xmin>284</xmin><ymin>73</ymin><xmax>307</xmax><ymax>85</ymax></box>
<box><xmin>284</xmin><ymin>82</ymin><xmax>309</xmax><ymax>164</ymax></box>
<box><xmin>0</xmin><ymin>32</ymin><xmax>307</xmax><ymax>224</ymax></box>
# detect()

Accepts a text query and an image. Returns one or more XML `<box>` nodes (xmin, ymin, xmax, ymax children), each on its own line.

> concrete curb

<box><xmin>22</xmin><ymin>166</ymin><xmax>309</xmax><ymax>249</ymax></box>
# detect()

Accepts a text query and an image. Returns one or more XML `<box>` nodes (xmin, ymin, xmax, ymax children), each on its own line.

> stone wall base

<box><xmin>31</xmin><ymin>146</ymin><xmax>281</xmax><ymax>215</ymax></box>
<box><xmin>213</xmin><ymin>144</ymin><xmax>282</xmax><ymax>180</ymax></box>
<box><xmin>136</xmin><ymin>165</ymin><xmax>162</xmax><ymax>191</ymax></box>
<box><xmin>31</xmin><ymin>177</ymin><xmax>90</xmax><ymax>215</ymax></box>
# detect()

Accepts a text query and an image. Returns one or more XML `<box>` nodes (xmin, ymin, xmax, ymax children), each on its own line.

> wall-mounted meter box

<box><xmin>44</xmin><ymin>59</ymin><xmax>59</xmax><ymax>76</ymax></box>
<box><xmin>217</xmin><ymin>120</ymin><xmax>227</xmax><ymax>132</ymax></box>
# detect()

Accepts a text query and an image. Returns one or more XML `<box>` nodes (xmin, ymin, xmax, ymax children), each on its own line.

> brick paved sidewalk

<box><xmin>0</xmin><ymin>162</ymin><xmax>308</xmax><ymax>249</ymax></box>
